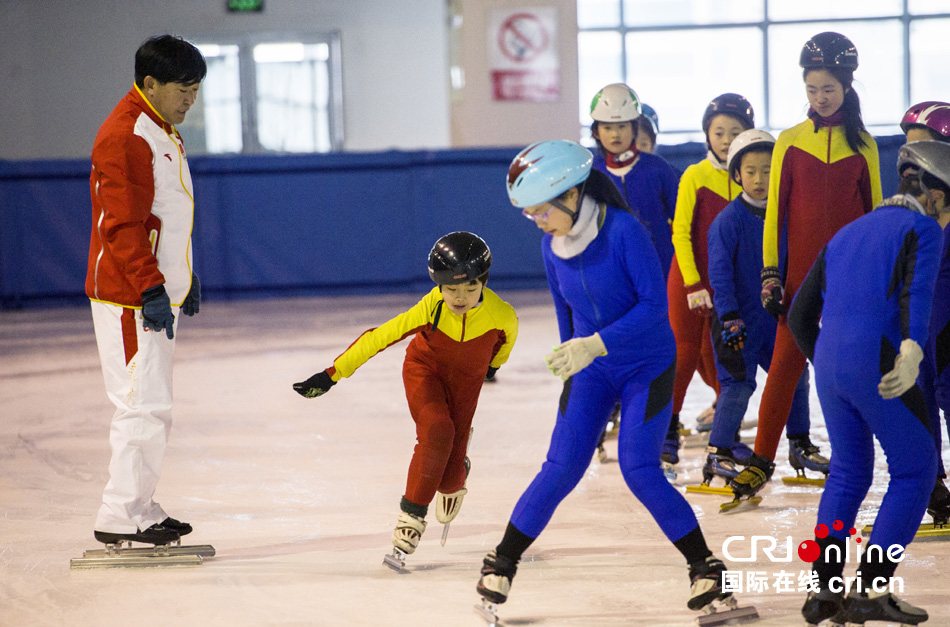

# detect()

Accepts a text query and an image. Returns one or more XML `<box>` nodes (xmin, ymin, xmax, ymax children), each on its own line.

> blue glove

<box><xmin>181</xmin><ymin>273</ymin><xmax>200</xmax><ymax>317</ymax></box>
<box><xmin>141</xmin><ymin>285</ymin><xmax>175</xmax><ymax>339</ymax></box>
<box><xmin>293</xmin><ymin>370</ymin><xmax>336</xmax><ymax>398</ymax></box>
<box><xmin>720</xmin><ymin>318</ymin><xmax>747</xmax><ymax>351</ymax></box>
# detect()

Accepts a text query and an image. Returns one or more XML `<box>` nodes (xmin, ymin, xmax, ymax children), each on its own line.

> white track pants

<box><xmin>90</xmin><ymin>300</ymin><xmax>179</xmax><ymax>533</ymax></box>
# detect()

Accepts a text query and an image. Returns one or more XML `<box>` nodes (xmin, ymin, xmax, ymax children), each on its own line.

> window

<box><xmin>577</xmin><ymin>2</ymin><xmax>950</xmax><ymax>143</ymax></box>
<box><xmin>177</xmin><ymin>34</ymin><xmax>343</xmax><ymax>155</ymax></box>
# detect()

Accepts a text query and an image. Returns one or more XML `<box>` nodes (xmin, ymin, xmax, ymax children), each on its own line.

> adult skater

<box><xmin>476</xmin><ymin>140</ymin><xmax>741</xmax><ymax>620</ymax></box>
<box><xmin>86</xmin><ymin>35</ymin><xmax>205</xmax><ymax>546</ymax></box>
<box><xmin>703</xmin><ymin>129</ymin><xmax>812</xmax><ymax>491</ymax></box>
<box><xmin>293</xmin><ymin>232</ymin><xmax>518</xmax><ymax>567</ymax></box>
<box><xmin>732</xmin><ymin>32</ymin><xmax>882</xmax><ymax>497</ymax></box>
<box><xmin>900</xmin><ymin>102</ymin><xmax>950</xmax><ymax>522</ymax></box>
<box><xmin>791</xmin><ymin>141</ymin><xmax>949</xmax><ymax>627</ymax></box>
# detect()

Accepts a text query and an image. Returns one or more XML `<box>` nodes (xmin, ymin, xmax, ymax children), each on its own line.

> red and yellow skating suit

<box><xmin>755</xmin><ymin>117</ymin><xmax>882</xmax><ymax>459</ymax></box>
<box><xmin>329</xmin><ymin>286</ymin><xmax>518</xmax><ymax>507</ymax></box>
<box><xmin>669</xmin><ymin>157</ymin><xmax>740</xmax><ymax>414</ymax></box>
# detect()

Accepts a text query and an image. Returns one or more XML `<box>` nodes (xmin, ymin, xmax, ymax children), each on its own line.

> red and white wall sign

<box><xmin>488</xmin><ymin>7</ymin><xmax>559</xmax><ymax>102</ymax></box>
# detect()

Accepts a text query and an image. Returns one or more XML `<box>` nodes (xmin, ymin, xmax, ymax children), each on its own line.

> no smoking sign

<box><xmin>489</xmin><ymin>7</ymin><xmax>559</xmax><ymax>102</ymax></box>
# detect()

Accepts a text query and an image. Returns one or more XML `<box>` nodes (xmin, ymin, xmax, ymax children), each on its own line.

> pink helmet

<box><xmin>900</xmin><ymin>101</ymin><xmax>950</xmax><ymax>139</ymax></box>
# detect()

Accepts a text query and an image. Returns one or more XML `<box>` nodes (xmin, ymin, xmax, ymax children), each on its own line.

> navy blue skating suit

<box><xmin>705</xmin><ymin>195</ymin><xmax>810</xmax><ymax>452</ymax></box>
<box><xmin>921</xmin><ymin>222</ymin><xmax>950</xmax><ymax>476</ymax></box>
<box><xmin>592</xmin><ymin>151</ymin><xmax>680</xmax><ymax>278</ymax></box>
<box><xmin>509</xmin><ymin>202</ymin><xmax>701</xmax><ymax>544</ymax></box>
<box><xmin>788</xmin><ymin>196</ymin><xmax>942</xmax><ymax>554</ymax></box>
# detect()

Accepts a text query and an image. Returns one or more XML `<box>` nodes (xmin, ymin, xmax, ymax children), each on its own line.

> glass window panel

<box><xmin>909</xmin><ymin>0</ymin><xmax>950</xmax><ymax>15</ymax></box>
<box><xmin>177</xmin><ymin>44</ymin><xmax>242</xmax><ymax>154</ymax></box>
<box><xmin>769</xmin><ymin>0</ymin><xmax>901</xmax><ymax>21</ymax></box>
<box><xmin>578</xmin><ymin>31</ymin><xmax>624</xmax><ymax>125</ymax></box>
<box><xmin>255</xmin><ymin>43</ymin><xmax>332</xmax><ymax>153</ymax></box>
<box><xmin>624</xmin><ymin>28</ymin><xmax>764</xmax><ymax>133</ymax></box>
<box><xmin>910</xmin><ymin>19</ymin><xmax>950</xmax><ymax>105</ymax></box>
<box><xmin>622</xmin><ymin>0</ymin><xmax>762</xmax><ymax>27</ymax></box>
<box><xmin>577</xmin><ymin>0</ymin><xmax>621</xmax><ymax>28</ymax></box>
<box><xmin>768</xmin><ymin>21</ymin><xmax>903</xmax><ymax>131</ymax></box>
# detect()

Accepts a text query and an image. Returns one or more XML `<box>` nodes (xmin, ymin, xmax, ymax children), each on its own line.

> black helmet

<box><xmin>799</xmin><ymin>32</ymin><xmax>858</xmax><ymax>70</ymax></box>
<box><xmin>428</xmin><ymin>232</ymin><xmax>492</xmax><ymax>285</ymax></box>
<box><xmin>702</xmin><ymin>93</ymin><xmax>755</xmax><ymax>134</ymax></box>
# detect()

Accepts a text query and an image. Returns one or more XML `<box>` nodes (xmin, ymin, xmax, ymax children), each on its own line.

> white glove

<box><xmin>878</xmin><ymin>339</ymin><xmax>924</xmax><ymax>400</ymax></box>
<box><xmin>545</xmin><ymin>333</ymin><xmax>607</xmax><ymax>380</ymax></box>
<box><xmin>686</xmin><ymin>284</ymin><xmax>713</xmax><ymax>313</ymax></box>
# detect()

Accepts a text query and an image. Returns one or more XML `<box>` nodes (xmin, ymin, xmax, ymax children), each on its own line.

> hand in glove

<box><xmin>181</xmin><ymin>273</ymin><xmax>200</xmax><ymax>317</ymax></box>
<box><xmin>878</xmin><ymin>339</ymin><xmax>924</xmax><ymax>399</ymax></box>
<box><xmin>485</xmin><ymin>366</ymin><xmax>498</xmax><ymax>382</ymax></box>
<box><xmin>545</xmin><ymin>333</ymin><xmax>607</xmax><ymax>380</ymax></box>
<box><xmin>760</xmin><ymin>266</ymin><xmax>786</xmax><ymax>320</ymax></box>
<box><xmin>686</xmin><ymin>283</ymin><xmax>713</xmax><ymax>317</ymax></box>
<box><xmin>720</xmin><ymin>318</ymin><xmax>747</xmax><ymax>351</ymax></box>
<box><xmin>293</xmin><ymin>370</ymin><xmax>337</xmax><ymax>398</ymax></box>
<box><xmin>141</xmin><ymin>285</ymin><xmax>175</xmax><ymax>339</ymax></box>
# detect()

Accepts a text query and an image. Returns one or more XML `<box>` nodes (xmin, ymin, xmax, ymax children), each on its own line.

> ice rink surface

<box><xmin>2</xmin><ymin>289</ymin><xmax>948</xmax><ymax>627</ymax></box>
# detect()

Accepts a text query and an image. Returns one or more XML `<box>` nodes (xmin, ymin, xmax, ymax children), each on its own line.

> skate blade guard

<box><xmin>70</xmin><ymin>542</ymin><xmax>215</xmax><ymax>569</ymax></box>
<box><xmin>720</xmin><ymin>496</ymin><xmax>762</xmax><ymax>513</ymax></box>
<box><xmin>686</xmin><ymin>484</ymin><xmax>734</xmax><ymax>496</ymax></box>
<box><xmin>861</xmin><ymin>521</ymin><xmax>950</xmax><ymax>542</ymax></box>
<box><xmin>474</xmin><ymin>598</ymin><xmax>500</xmax><ymax>626</ymax></box>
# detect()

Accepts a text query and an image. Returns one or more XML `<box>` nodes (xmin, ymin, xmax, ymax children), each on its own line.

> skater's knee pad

<box><xmin>435</xmin><ymin>487</ymin><xmax>467</xmax><ymax>524</ymax></box>
<box><xmin>392</xmin><ymin>511</ymin><xmax>427</xmax><ymax>554</ymax></box>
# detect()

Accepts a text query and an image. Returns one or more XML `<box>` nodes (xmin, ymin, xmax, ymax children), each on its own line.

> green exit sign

<box><xmin>228</xmin><ymin>0</ymin><xmax>263</xmax><ymax>12</ymax></box>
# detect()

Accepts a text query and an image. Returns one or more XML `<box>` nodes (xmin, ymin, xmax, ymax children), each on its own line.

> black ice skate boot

<box><xmin>476</xmin><ymin>550</ymin><xmax>518</xmax><ymax>604</ymax></box>
<box><xmin>926</xmin><ymin>477</ymin><xmax>950</xmax><ymax>525</ymax></box>
<box><xmin>661</xmin><ymin>413</ymin><xmax>682</xmax><ymax>465</ymax></box>
<box><xmin>161</xmin><ymin>517</ymin><xmax>193</xmax><ymax>536</ymax></box>
<box><xmin>842</xmin><ymin>589</ymin><xmax>929</xmax><ymax>625</ymax></box>
<box><xmin>687</xmin><ymin>556</ymin><xmax>728</xmax><ymax>610</ymax></box>
<box><xmin>728</xmin><ymin>453</ymin><xmax>775</xmax><ymax>498</ymax></box>
<box><xmin>788</xmin><ymin>434</ymin><xmax>830</xmax><ymax>478</ymax></box>
<box><xmin>94</xmin><ymin>523</ymin><xmax>180</xmax><ymax>546</ymax></box>
<box><xmin>801</xmin><ymin>588</ymin><xmax>845</xmax><ymax>626</ymax></box>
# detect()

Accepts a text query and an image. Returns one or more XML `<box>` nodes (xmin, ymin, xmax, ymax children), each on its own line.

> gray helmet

<box><xmin>898</xmin><ymin>141</ymin><xmax>950</xmax><ymax>215</ymax></box>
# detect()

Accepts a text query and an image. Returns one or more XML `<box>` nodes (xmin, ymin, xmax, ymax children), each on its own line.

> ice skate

<box><xmin>383</xmin><ymin>511</ymin><xmax>426</xmax><ymax>572</ymax></box>
<box><xmin>731</xmin><ymin>441</ymin><xmax>754</xmax><ymax>465</ymax></box>
<box><xmin>661</xmin><ymin>416</ymin><xmax>682</xmax><ymax>465</ymax></box>
<box><xmin>842</xmin><ymin>589</ymin><xmax>928</xmax><ymax>626</ymax></box>
<box><xmin>926</xmin><ymin>478</ymin><xmax>950</xmax><ymax>526</ymax></box>
<box><xmin>859</xmin><ymin>520</ymin><xmax>950</xmax><ymax>541</ymax></box>
<box><xmin>783</xmin><ymin>436</ymin><xmax>829</xmax><ymax>486</ymax></box>
<box><xmin>687</xmin><ymin>448</ymin><xmax>740</xmax><ymax>496</ymax></box>
<box><xmin>801</xmin><ymin>588</ymin><xmax>846</xmax><ymax>626</ymax></box>
<box><xmin>723</xmin><ymin>454</ymin><xmax>773</xmax><ymax>512</ymax></box>
<box><xmin>695</xmin><ymin>404</ymin><xmax>716</xmax><ymax>433</ymax></box>
<box><xmin>72</xmin><ymin>522</ymin><xmax>214</xmax><ymax>569</ymax></box>
<box><xmin>688</xmin><ymin>556</ymin><xmax>759</xmax><ymax>626</ymax></box>
<box><xmin>475</xmin><ymin>551</ymin><xmax>518</xmax><ymax>625</ymax></box>
<box><xmin>436</xmin><ymin>487</ymin><xmax>467</xmax><ymax>546</ymax></box>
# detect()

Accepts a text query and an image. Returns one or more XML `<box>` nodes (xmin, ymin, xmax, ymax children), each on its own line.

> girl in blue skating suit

<box><xmin>589</xmin><ymin>83</ymin><xmax>680</xmax><ymax>278</ymax></box>
<box><xmin>704</xmin><ymin>130</ymin><xmax>812</xmax><ymax>483</ymax></box>
<box><xmin>789</xmin><ymin>141</ymin><xmax>949</xmax><ymax>626</ymax></box>
<box><xmin>476</xmin><ymin>140</ymin><xmax>734</xmax><ymax>617</ymax></box>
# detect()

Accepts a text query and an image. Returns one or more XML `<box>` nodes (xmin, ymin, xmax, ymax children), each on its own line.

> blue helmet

<box><xmin>506</xmin><ymin>140</ymin><xmax>593</xmax><ymax>208</ymax></box>
<box><xmin>640</xmin><ymin>103</ymin><xmax>659</xmax><ymax>134</ymax></box>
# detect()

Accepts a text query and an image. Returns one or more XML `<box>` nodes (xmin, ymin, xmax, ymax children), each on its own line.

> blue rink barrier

<box><xmin>0</xmin><ymin>137</ymin><xmax>905</xmax><ymax>309</ymax></box>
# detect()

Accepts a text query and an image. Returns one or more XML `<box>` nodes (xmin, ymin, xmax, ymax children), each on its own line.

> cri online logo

<box><xmin>723</xmin><ymin>519</ymin><xmax>904</xmax><ymax>564</ymax></box>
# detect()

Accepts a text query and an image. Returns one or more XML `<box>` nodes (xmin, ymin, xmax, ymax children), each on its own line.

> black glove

<box><xmin>181</xmin><ymin>273</ymin><xmax>200</xmax><ymax>317</ymax></box>
<box><xmin>293</xmin><ymin>370</ymin><xmax>336</xmax><ymax>398</ymax></box>
<box><xmin>142</xmin><ymin>285</ymin><xmax>175</xmax><ymax>339</ymax></box>
<box><xmin>720</xmin><ymin>318</ymin><xmax>747</xmax><ymax>351</ymax></box>
<box><xmin>485</xmin><ymin>366</ymin><xmax>498</xmax><ymax>382</ymax></box>
<box><xmin>760</xmin><ymin>266</ymin><xmax>786</xmax><ymax>321</ymax></box>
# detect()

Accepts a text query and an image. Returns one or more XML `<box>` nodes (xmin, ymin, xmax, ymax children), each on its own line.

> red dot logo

<box><xmin>815</xmin><ymin>524</ymin><xmax>829</xmax><ymax>539</ymax></box>
<box><xmin>833</xmin><ymin>520</ymin><xmax>844</xmax><ymax>531</ymax></box>
<box><xmin>798</xmin><ymin>540</ymin><xmax>820</xmax><ymax>562</ymax></box>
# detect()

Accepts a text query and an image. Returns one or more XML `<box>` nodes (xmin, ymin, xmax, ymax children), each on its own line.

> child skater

<box><xmin>790</xmin><ymin>140</ymin><xmax>949</xmax><ymax>627</ymax></box>
<box><xmin>702</xmin><ymin>129</ymin><xmax>813</xmax><ymax>490</ymax></box>
<box><xmin>293</xmin><ymin>232</ymin><xmax>518</xmax><ymax>567</ymax></box>
<box><xmin>636</xmin><ymin>103</ymin><xmax>660</xmax><ymax>154</ymax></box>
<box><xmin>667</xmin><ymin>93</ymin><xmax>755</xmax><ymax>464</ymax></box>
<box><xmin>901</xmin><ymin>102</ymin><xmax>950</xmax><ymax>525</ymax></box>
<box><xmin>732</xmin><ymin>32</ymin><xmax>882</xmax><ymax>498</ymax></box>
<box><xmin>476</xmin><ymin>140</ymin><xmax>752</xmax><ymax>623</ymax></box>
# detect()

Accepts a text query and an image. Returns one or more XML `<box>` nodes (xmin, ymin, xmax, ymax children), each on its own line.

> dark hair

<box><xmin>577</xmin><ymin>169</ymin><xmax>631</xmax><ymax>211</ymax></box>
<box><xmin>921</xmin><ymin>171</ymin><xmax>950</xmax><ymax>199</ymax></box>
<box><xmin>589</xmin><ymin>120</ymin><xmax>638</xmax><ymax>157</ymax></box>
<box><xmin>135</xmin><ymin>35</ymin><xmax>207</xmax><ymax>88</ymax></box>
<box><xmin>804</xmin><ymin>67</ymin><xmax>867</xmax><ymax>153</ymax></box>
<box><xmin>636</xmin><ymin>116</ymin><xmax>656</xmax><ymax>147</ymax></box>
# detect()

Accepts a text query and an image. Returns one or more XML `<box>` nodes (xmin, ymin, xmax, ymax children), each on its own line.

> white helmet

<box><xmin>590</xmin><ymin>83</ymin><xmax>642</xmax><ymax>123</ymax></box>
<box><xmin>726</xmin><ymin>129</ymin><xmax>776</xmax><ymax>180</ymax></box>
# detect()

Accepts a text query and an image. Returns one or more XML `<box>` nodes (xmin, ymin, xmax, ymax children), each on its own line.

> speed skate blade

<box><xmin>686</xmin><ymin>485</ymin><xmax>733</xmax><ymax>496</ymax></box>
<box><xmin>474</xmin><ymin>599</ymin><xmax>500</xmax><ymax>625</ymax></box>
<box><xmin>683</xmin><ymin>432</ymin><xmax>710</xmax><ymax>449</ymax></box>
<box><xmin>82</xmin><ymin>544</ymin><xmax>216</xmax><ymax>558</ymax></box>
<box><xmin>782</xmin><ymin>476</ymin><xmax>826</xmax><ymax>487</ymax></box>
<box><xmin>862</xmin><ymin>522</ymin><xmax>950</xmax><ymax>541</ymax></box>
<box><xmin>440</xmin><ymin>523</ymin><xmax>450</xmax><ymax>547</ymax></box>
<box><xmin>662</xmin><ymin>462</ymin><xmax>677</xmax><ymax>482</ymax></box>
<box><xmin>696</xmin><ymin>604</ymin><xmax>759</xmax><ymax>626</ymax></box>
<box><xmin>70</xmin><ymin>554</ymin><xmax>202</xmax><ymax>569</ymax></box>
<box><xmin>382</xmin><ymin>550</ymin><xmax>407</xmax><ymax>572</ymax></box>
<box><xmin>720</xmin><ymin>496</ymin><xmax>762</xmax><ymax>513</ymax></box>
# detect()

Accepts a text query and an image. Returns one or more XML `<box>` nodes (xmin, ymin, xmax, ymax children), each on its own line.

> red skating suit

<box><xmin>668</xmin><ymin>157</ymin><xmax>739</xmax><ymax>414</ymax></box>
<box><xmin>755</xmin><ymin>117</ymin><xmax>882</xmax><ymax>459</ymax></box>
<box><xmin>329</xmin><ymin>286</ymin><xmax>518</xmax><ymax>506</ymax></box>
<box><xmin>86</xmin><ymin>84</ymin><xmax>196</xmax><ymax>534</ymax></box>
